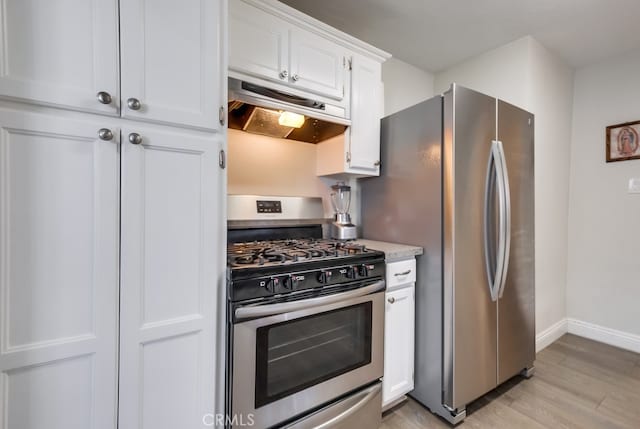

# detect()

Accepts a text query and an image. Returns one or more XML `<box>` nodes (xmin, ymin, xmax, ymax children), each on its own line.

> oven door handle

<box><xmin>234</xmin><ymin>280</ymin><xmax>385</xmax><ymax>321</ymax></box>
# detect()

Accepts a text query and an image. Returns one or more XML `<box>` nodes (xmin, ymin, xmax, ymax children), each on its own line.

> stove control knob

<box><xmin>284</xmin><ymin>275</ymin><xmax>301</xmax><ymax>290</ymax></box>
<box><xmin>346</xmin><ymin>266</ymin><xmax>358</xmax><ymax>279</ymax></box>
<box><xmin>359</xmin><ymin>264</ymin><xmax>375</xmax><ymax>277</ymax></box>
<box><xmin>318</xmin><ymin>270</ymin><xmax>333</xmax><ymax>284</ymax></box>
<box><xmin>263</xmin><ymin>277</ymin><xmax>280</xmax><ymax>293</ymax></box>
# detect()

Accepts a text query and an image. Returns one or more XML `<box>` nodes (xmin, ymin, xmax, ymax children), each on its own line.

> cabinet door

<box><xmin>0</xmin><ymin>0</ymin><xmax>119</xmax><ymax>114</ymax></box>
<box><xmin>383</xmin><ymin>286</ymin><xmax>415</xmax><ymax>406</ymax></box>
<box><xmin>0</xmin><ymin>109</ymin><xmax>119</xmax><ymax>429</ymax></box>
<box><xmin>229</xmin><ymin>0</ymin><xmax>289</xmax><ymax>83</ymax></box>
<box><xmin>348</xmin><ymin>54</ymin><xmax>382</xmax><ymax>172</ymax></box>
<box><xmin>289</xmin><ymin>29</ymin><xmax>345</xmax><ymax>100</ymax></box>
<box><xmin>120</xmin><ymin>0</ymin><xmax>223</xmax><ymax>131</ymax></box>
<box><xmin>119</xmin><ymin>124</ymin><xmax>223</xmax><ymax>429</ymax></box>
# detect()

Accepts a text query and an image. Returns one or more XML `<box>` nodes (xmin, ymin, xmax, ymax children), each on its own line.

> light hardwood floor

<box><xmin>381</xmin><ymin>334</ymin><xmax>640</xmax><ymax>428</ymax></box>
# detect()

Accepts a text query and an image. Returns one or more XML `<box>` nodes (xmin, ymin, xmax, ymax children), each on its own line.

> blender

<box><xmin>330</xmin><ymin>182</ymin><xmax>357</xmax><ymax>240</ymax></box>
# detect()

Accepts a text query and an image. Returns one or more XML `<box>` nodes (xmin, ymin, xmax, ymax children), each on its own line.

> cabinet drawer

<box><xmin>386</xmin><ymin>259</ymin><xmax>416</xmax><ymax>289</ymax></box>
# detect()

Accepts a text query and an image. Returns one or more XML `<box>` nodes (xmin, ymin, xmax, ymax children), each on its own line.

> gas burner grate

<box><xmin>227</xmin><ymin>239</ymin><xmax>371</xmax><ymax>268</ymax></box>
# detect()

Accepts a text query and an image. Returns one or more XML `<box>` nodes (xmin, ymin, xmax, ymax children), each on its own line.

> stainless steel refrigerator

<box><xmin>360</xmin><ymin>84</ymin><xmax>535</xmax><ymax>424</ymax></box>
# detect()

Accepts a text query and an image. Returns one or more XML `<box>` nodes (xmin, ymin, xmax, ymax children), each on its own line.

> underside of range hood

<box><xmin>228</xmin><ymin>102</ymin><xmax>347</xmax><ymax>143</ymax></box>
<box><xmin>227</xmin><ymin>79</ymin><xmax>348</xmax><ymax>144</ymax></box>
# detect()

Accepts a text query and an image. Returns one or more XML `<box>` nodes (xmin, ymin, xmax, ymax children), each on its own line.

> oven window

<box><xmin>255</xmin><ymin>302</ymin><xmax>372</xmax><ymax>408</ymax></box>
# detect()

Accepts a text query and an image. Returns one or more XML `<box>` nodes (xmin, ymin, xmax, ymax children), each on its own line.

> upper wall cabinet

<box><xmin>229</xmin><ymin>0</ymin><xmax>347</xmax><ymax>101</ymax></box>
<box><xmin>0</xmin><ymin>0</ymin><xmax>225</xmax><ymax>132</ymax></box>
<box><xmin>348</xmin><ymin>54</ymin><xmax>383</xmax><ymax>171</ymax></box>
<box><xmin>229</xmin><ymin>0</ymin><xmax>289</xmax><ymax>84</ymax></box>
<box><xmin>0</xmin><ymin>0</ymin><xmax>120</xmax><ymax>115</ymax></box>
<box><xmin>120</xmin><ymin>0</ymin><xmax>224</xmax><ymax>130</ymax></box>
<box><xmin>289</xmin><ymin>29</ymin><xmax>345</xmax><ymax>100</ymax></box>
<box><xmin>316</xmin><ymin>53</ymin><xmax>385</xmax><ymax>177</ymax></box>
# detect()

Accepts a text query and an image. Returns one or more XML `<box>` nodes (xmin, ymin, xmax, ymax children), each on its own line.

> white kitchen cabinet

<box><xmin>229</xmin><ymin>0</ymin><xmax>347</xmax><ymax>102</ymax></box>
<box><xmin>0</xmin><ymin>0</ymin><xmax>120</xmax><ymax>115</ymax></box>
<box><xmin>118</xmin><ymin>123</ymin><xmax>223</xmax><ymax>429</ymax></box>
<box><xmin>229</xmin><ymin>0</ymin><xmax>289</xmax><ymax>84</ymax></box>
<box><xmin>348</xmin><ymin>54</ymin><xmax>383</xmax><ymax>172</ymax></box>
<box><xmin>316</xmin><ymin>53</ymin><xmax>384</xmax><ymax>177</ymax></box>
<box><xmin>383</xmin><ymin>259</ymin><xmax>416</xmax><ymax>409</ymax></box>
<box><xmin>0</xmin><ymin>109</ymin><xmax>120</xmax><ymax>429</ymax></box>
<box><xmin>289</xmin><ymin>29</ymin><xmax>345</xmax><ymax>100</ymax></box>
<box><xmin>0</xmin><ymin>0</ymin><xmax>228</xmax><ymax>424</ymax></box>
<box><xmin>120</xmin><ymin>0</ymin><xmax>225</xmax><ymax>131</ymax></box>
<box><xmin>0</xmin><ymin>0</ymin><xmax>225</xmax><ymax>131</ymax></box>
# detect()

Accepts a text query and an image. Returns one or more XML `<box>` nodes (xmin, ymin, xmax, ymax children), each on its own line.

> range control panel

<box><xmin>256</xmin><ymin>200</ymin><xmax>282</xmax><ymax>214</ymax></box>
<box><xmin>230</xmin><ymin>261</ymin><xmax>386</xmax><ymax>302</ymax></box>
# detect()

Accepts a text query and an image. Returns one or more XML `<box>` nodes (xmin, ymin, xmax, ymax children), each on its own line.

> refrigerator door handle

<box><xmin>484</xmin><ymin>141</ymin><xmax>506</xmax><ymax>302</ymax></box>
<box><xmin>496</xmin><ymin>140</ymin><xmax>511</xmax><ymax>298</ymax></box>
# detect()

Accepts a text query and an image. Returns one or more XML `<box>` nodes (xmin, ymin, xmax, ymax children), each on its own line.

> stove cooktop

<box><xmin>227</xmin><ymin>238</ymin><xmax>380</xmax><ymax>269</ymax></box>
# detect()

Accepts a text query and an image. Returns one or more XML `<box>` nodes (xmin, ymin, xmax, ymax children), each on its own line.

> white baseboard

<box><xmin>566</xmin><ymin>318</ymin><xmax>640</xmax><ymax>354</ymax></box>
<box><xmin>536</xmin><ymin>318</ymin><xmax>568</xmax><ymax>352</ymax></box>
<box><xmin>535</xmin><ymin>317</ymin><xmax>640</xmax><ymax>354</ymax></box>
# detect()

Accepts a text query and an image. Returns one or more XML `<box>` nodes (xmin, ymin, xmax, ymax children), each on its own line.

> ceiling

<box><xmin>280</xmin><ymin>0</ymin><xmax>640</xmax><ymax>72</ymax></box>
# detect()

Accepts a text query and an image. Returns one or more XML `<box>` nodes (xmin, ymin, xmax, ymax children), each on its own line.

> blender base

<box><xmin>330</xmin><ymin>222</ymin><xmax>357</xmax><ymax>240</ymax></box>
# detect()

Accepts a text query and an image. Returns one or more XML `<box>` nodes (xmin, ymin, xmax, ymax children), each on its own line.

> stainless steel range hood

<box><xmin>228</xmin><ymin>78</ymin><xmax>349</xmax><ymax>144</ymax></box>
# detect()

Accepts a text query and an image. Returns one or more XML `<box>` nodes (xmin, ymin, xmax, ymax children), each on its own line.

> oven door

<box><xmin>232</xmin><ymin>280</ymin><xmax>385</xmax><ymax>429</ymax></box>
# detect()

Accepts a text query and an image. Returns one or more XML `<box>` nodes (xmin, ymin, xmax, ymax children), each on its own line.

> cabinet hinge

<box><xmin>219</xmin><ymin>105</ymin><xmax>226</xmax><ymax>126</ymax></box>
<box><xmin>348</xmin><ymin>59</ymin><xmax>352</xmax><ymax>71</ymax></box>
<box><xmin>346</xmin><ymin>152</ymin><xmax>351</xmax><ymax>163</ymax></box>
<box><xmin>219</xmin><ymin>149</ymin><xmax>226</xmax><ymax>169</ymax></box>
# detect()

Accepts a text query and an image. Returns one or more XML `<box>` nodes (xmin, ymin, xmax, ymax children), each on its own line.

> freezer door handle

<box><xmin>484</xmin><ymin>140</ymin><xmax>509</xmax><ymax>302</ymax></box>
<box><xmin>496</xmin><ymin>140</ymin><xmax>511</xmax><ymax>298</ymax></box>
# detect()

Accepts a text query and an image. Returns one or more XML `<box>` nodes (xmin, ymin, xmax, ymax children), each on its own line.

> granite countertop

<box><xmin>355</xmin><ymin>239</ymin><xmax>423</xmax><ymax>262</ymax></box>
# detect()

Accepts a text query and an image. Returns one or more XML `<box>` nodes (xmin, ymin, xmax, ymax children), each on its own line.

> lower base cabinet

<box><xmin>382</xmin><ymin>260</ymin><xmax>416</xmax><ymax>408</ymax></box>
<box><xmin>0</xmin><ymin>107</ymin><xmax>225</xmax><ymax>429</ymax></box>
<box><xmin>118</xmin><ymin>123</ymin><xmax>224</xmax><ymax>428</ymax></box>
<box><xmin>0</xmin><ymin>109</ymin><xmax>120</xmax><ymax>429</ymax></box>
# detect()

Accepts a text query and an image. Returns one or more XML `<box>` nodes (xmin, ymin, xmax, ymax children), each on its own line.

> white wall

<box><xmin>382</xmin><ymin>57</ymin><xmax>434</xmax><ymax>116</ymax></box>
<box><xmin>528</xmin><ymin>40</ymin><xmax>574</xmax><ymax>335</ymax></box>
<box><xmin>567</xmin><ymin>50</ymin><xmax>640</xmax><ymax>336</ymax></box>
<box><xmin>434</xmin><ymin>37</ymin><xmax>532</xmax><ymax>110</ymax></box>
<box><xmin>434</xmin><ymin>36</ymin><xmax>574</xmax><ymax>335</ymax></box>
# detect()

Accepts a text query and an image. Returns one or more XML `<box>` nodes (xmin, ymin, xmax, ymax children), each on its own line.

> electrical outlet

<box><xmin>628</xmin><ymin>178</ymin><xmax>640</xmax><ymax>194</ymax></box>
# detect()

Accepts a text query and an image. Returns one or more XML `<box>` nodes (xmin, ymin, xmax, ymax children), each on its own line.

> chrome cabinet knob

<box><xmin>292</xmin><ymin>74</ymin><xmax>300</xmax><ymax>82</ymax></box>
<box><xmin>374</xmin><ymin>160</ymin><xmax>381</xmax><ymax>166</ymax></box>
<box><xmin>96</xmin><ymin>91</ymin><xmax>112</xmax><ymax>105</ymax></box>
<box><xmin>98</xmin><ymin>128</ymin><xmax>114</xmax><ymax>141</ymax></box>
<box><xmin>388</xmin><ymin>297</ymin><xmax>396</xmax><ymax>304</ymax></box>
<box><xmin>128</xmin><ymin>132</ymin><xmax>142</xmax><ymax>145</ymax></box>
<box><xmin>279</xmin><ymin>70</ymin><xmax>288</xmax><ymax>80</ymax></box>
<box><xmin>127</xmin><ymin>97</ymin><xmax>142</xmax><ymax>110</ymax></box>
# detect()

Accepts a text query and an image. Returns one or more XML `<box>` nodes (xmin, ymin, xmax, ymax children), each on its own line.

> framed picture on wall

<box><xmin>606</xmin><ymin>120</ymin><xmax>640</xmax><ymax>162</ymax></box>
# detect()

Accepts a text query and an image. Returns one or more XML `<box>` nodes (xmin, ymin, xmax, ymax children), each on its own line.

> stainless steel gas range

<box><xmin>226</xmin><ymin>195</ymin><xmax>385</xmax><ymax>429</ymax></box>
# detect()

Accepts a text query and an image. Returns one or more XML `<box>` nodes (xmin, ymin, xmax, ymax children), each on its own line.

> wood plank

<box><xmin>596</xmin><ymin>389</ymin><xmax>640</xmax><ymax>427</ymax></box>
<box><xmin>552</xmin><ymin>340</ymin><xmax>637</xmax><ymax>376</ymax></box>
<box><xmin>535</xmin><ymin>345</ymin><xmax>567</xmax><ymax>365</ymax></box>
<box><xmin>557</xmin><ymin>334</ymin><xmax>639</xmax><ymax>366</ymax></box>
<box><xmin>533</xmin><ymin>359</ymin><xmax>609</xmax><ymax>406</ymax></box>
<box><xmin>631</xmin><ymin>364</ymin><xmax>640</xmax><ymax>381</ymax></box>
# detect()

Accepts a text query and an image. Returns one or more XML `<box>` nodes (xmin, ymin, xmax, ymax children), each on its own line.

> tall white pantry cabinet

<box><xmin>0</xmin><ymin>1</ymin><xmax>228</xmax><ymax>428</ymax></box>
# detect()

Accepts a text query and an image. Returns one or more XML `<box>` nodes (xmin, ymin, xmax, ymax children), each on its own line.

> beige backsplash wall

<box><xmin>227</xmin><ymin>129</ymin><xmax>356</xmax><ymax>223</ymax></box>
